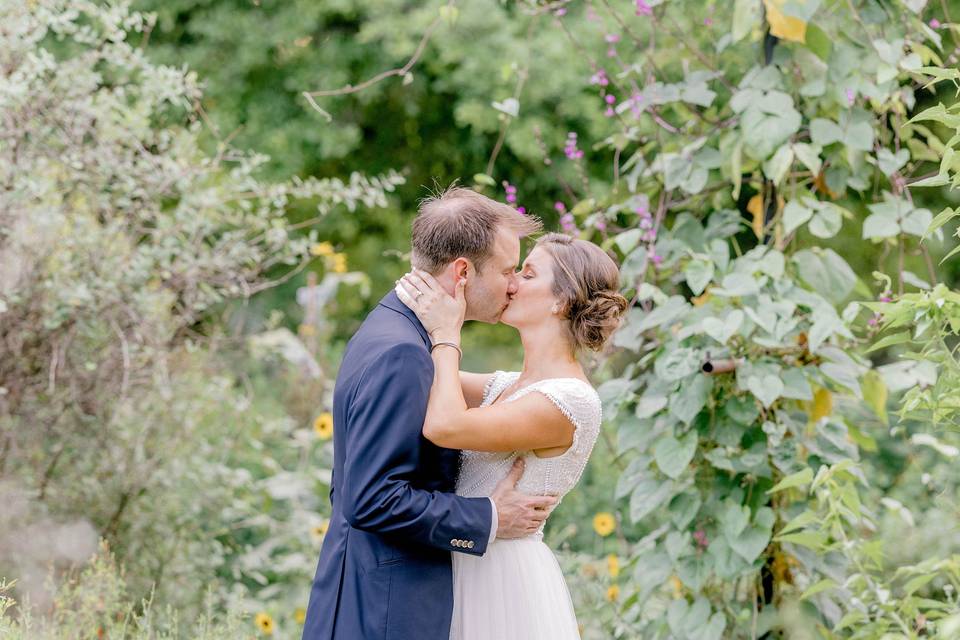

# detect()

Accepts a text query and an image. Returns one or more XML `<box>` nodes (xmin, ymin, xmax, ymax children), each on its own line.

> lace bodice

<box><xmin>456</xmin><ymin>371</ymin><xmax>602</xmax><ymax>536</ymax></box>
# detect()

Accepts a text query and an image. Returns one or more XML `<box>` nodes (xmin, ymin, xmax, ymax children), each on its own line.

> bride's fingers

<box><xmin>397</xmin><ymin>278</ymin><xmax>422</xmax><ymax>298</ymax></box>
<box><xmin>396</xmin><ymin>278</ymin><xmax>422</xmax><ymax>302</ymax></box>
<box><xmin>395</xmin><ymin>282</ymin><xmax>416</xmax><ymax>307</ymax></box>
<box><xmin>414</xmin><ymin>268</ymin><xmax>443</xmax><ymax>290</ymax></box>
<box><xmin>404</xmin><ymin>271</ymin><xmax>433</xmax><ymax>295</ymax></box>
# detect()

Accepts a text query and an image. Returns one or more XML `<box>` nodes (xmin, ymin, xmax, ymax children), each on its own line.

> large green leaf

<box><xmin>685</xmin><ymin>258</ymin><xmax>714</xmax><ymax>296</ymax></box>
<box><xmin>669</xmin><ymin>374</ymin><xmax>712</xmax><ymax>425</ymax></box>
<box><xmin>793</xmin><ymin>249</ymin><xmax>857</xmax><ymax>304</ymax></box>
<box><xmin>630</xmin><ymin>478</ymin><xmax>676</xmax><ymax>522</ymax></box>
<box><xmin>767</xmin><ymin>467</ymin><xmax>813</xmax><ymax>494</ymax></box>
<box><xmin>654</xmin><ymin>431</ymin><xmax>698</xmax><ymax>478</ymax></box>
<box><xmin>654</xmin><ymin>346</ymin><xmax>703</xmax><ymax>382</ymax></box>
<box><xmin>727</xmin><ymin>507</ymin><xmax>775</xmax><ymax>562</ymax></box>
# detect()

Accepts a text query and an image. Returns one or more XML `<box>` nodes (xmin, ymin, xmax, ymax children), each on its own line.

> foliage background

<box><xmin>4</xmin><ymin>0</ymin><xmax>960</xmax><ymax>638</ymax></box>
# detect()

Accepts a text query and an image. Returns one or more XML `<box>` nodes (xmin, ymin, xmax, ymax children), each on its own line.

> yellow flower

<box><xmin>314</xmin><ymin>412</ymin><xmax>334</xmax><ymax>439</ymax></box>
<box><xmin>763</xmin><ymin>0</ymin><xmax>807</xmax><ymax>43</ymax></box>
<box><xmin>592</xmin><ymin>512</ymin><xmax>616</xmax><ymax>537</ymax></box>
<box><xmin>254</xmin><ymin>612</ymin><xmax>275</xmax><ymax>635</ymax></box>
<box><xmin>310</xmin><ymin>519</ymin><xmax>330</xmax><ymax>541</ymax></box>
<box><xmin>692</xmin><ymin>289</ymin><xmax>712</xmax><ymax>307</ymax></box>
<box><xmin>294</xmin><ymin>607</ymin><xmax>306</xmax><ymax>624</ymax></box>
<box><xmin>331</xmin><ymin>253</ymin><xmax>348</xmax><ymax>273</ymax></box>
<box><xmin>670</xmin><ymin>574</ymin><xmax>684</xmax><ymax>599</ymax></box>
<box><xmin>606</xmin><ymin>585</ymin><xmax>620</xmax><ymax>602</ymax></box>
<box><xmin>311</xmin><ymin>242</ymin><xmax>335</xmax><ymax>257</ymax></box>
<box><xmin>298</xmin><ymin>323</ymin><xmax>316</xmax><ymax>337</ymax></box>
<box><xmin>606</xmin><ymin>553</ymin><xmax>620</xmax><ymax>578</ymax></box>
<box><xmin>809</xmin><ymin>386</ymin><xmax>833</xmax><ymax>422</ymax></box>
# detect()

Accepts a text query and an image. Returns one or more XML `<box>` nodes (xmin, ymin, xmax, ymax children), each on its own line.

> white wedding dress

<box><xmin>449</xmin><ymin>371</ymin><xmax>602</xmax><ymax>640</ymax></box>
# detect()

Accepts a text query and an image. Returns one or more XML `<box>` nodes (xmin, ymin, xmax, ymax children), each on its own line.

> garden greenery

<box><xmin>4</xmin><ymin>0</ymin><xmax>960</xmax><ymax>639</ymax></box>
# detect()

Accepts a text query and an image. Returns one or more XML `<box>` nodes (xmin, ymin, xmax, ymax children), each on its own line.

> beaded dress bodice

<box><xmin>455</xmin><ymin>371</ymin><xmax>602</xmax><ymax>536</ymax></box>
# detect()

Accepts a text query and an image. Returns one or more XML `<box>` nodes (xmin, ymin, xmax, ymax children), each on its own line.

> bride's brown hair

<box><xmin>535</xmin><ymin>233</ymin><xmax>628</xmax><ymax>351</ymax></box>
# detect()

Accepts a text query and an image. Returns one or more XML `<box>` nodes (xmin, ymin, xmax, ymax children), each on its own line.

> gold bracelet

<box><xmin>430</xmin><ymin>341</ymin><xmax>462</xmax><ymax>361</ymax></box>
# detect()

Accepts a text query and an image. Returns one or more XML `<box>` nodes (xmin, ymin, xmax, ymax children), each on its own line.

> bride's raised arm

<box><xmin>397</xmin><ymin>270</ymin><xmax>574</xmax><ymax>453</ymax></box>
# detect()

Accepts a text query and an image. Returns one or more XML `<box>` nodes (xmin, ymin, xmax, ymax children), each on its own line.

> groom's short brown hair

<box><xmin>411</xmin><ymin>185</ymin><xmax>542</xmax><ymax>274</ymax></box>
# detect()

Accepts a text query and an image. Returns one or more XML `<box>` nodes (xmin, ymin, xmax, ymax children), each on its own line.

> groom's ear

<box><xmin>452</xmin><ymin>257</ymin><xmax>470</xmax><ymax>280</ymax></box>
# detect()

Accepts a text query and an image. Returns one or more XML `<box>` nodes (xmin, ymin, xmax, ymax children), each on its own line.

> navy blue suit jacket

<box><xmin>302</xmin><ymin>289</ymin><xmax>493</xmax><ymax>640</ymax></box>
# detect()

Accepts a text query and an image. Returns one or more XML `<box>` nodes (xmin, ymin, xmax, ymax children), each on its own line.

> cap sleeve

<box><xmin>522</xmin><ymin>379</ymin><xmax>602</xmax><ymax>455</ymax></box>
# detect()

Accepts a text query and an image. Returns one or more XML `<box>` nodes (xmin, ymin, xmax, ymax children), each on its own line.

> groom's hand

<box><xmin>491</xmin><ymin>458</ymin><xmax>558</xmax><ymax>539</ymax></box>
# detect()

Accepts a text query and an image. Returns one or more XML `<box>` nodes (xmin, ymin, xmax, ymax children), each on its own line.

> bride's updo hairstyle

<box><xmin>535</xmin><ymin>232</ymin><xmax>629</xmax><ymax>351</ymax></box>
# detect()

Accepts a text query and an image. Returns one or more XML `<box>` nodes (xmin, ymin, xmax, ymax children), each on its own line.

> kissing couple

<box><xmin>302</xmin><ymin>186</ymin><xmax>628</xmax><ymax>640</ymax></box>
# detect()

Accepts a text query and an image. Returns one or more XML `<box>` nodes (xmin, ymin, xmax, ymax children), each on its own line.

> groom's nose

<box><xmin>506</xmin><ymin>275</ymin><xmax>519</xmax><ymax>295</ymax></box>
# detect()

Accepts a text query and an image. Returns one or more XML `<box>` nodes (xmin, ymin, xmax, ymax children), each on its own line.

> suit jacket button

<box><xmin>451</xmin><ymin>538</ymin><xmax>458</xmax><ymax>546</ymax></box>
<box><xmin>466</xmin><ymin>541</ymin><xmax>475</xmax><ymax>549</ymax></box>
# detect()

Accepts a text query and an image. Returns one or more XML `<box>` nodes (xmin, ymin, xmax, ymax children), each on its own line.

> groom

<box><xmin>302</xmin><ymin>186</ymin><xmax>552</xmax><ymax>640</ymax></box>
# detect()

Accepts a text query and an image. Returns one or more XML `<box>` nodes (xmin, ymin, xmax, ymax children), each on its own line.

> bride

<box><xmin>395</xmin><ymin>231</ymin><xmax>627</xmax><ymax>640</ymax></box>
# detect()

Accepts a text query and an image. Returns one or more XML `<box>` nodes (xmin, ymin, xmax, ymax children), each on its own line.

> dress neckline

<box><xmin>487</xmin><ymin>372</ymin><xmax>593</xmax><ymax>407</ymax></box>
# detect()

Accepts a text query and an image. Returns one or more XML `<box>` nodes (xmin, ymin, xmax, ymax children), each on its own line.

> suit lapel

<box><xmin>378</xmin><ymin>289</ymin><xmax>432</xmax><ymax>348</ymax></box>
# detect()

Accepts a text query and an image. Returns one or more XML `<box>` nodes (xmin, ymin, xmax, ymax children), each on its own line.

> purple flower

<box><xmin>503</xmin><ymin>182</ymin><xmax>520</xmax><ymax>208</ymax></box>
<box><xmin>589</xmin><ymin>69</ymin><xmax>609</xmax><ymax>87</ymax></box>
<box><xmin>930</xmin><ymin>18</ymin><xmax>941</xmax><ymax>28</ymax></box>
<box><xmin>704</xmin><ymin>17</ymin><xmax>713</xmax><ymax>25</ymax></box>
<box><xmin>517</xmin><ymin>206</ymin><xmax>526</xmax><ymax>214</ymax></box>
<box><xmin>651</xmin><ymin>253</ymin><xmax>663</xmax><ymax>266</ymax></box>
<box><xmin>636</xmin><ymin>0</ymin><xmax>653</xmax><ymax>16</ymax></box>
<box><xmin>554</xmin><ymin>201</ymin><xmax>567</xmax><ymax>213</ymax></box>
<box><xmin>605</xmin><ymin>94</ymin><xmax>616</xmax><ymax>105</ymax></box>
<box><xmin>604</xmin><ymin>107</ymin><xmax>615</xmax><ymax>117</ymax></box>
<box><xmin>629</xmin><ymin>91</ymin><xmax>644</xmax><ymax>118</ymax></box>
<box><xmin>607</xmin><ymin>46</ymin><xmax>617</xmax><ymax>57</ymax></box>
<box><xmin>693</xmin><ymin>529</ymin><xmax>709</xmax><ymax>548</ymax></box>
<box><xmin>595</xmin><ymin>219</ymin><xmax>607</xmax><ymax>231</ymax></box>
<box><xmin>846</xmin><ymin>88</ymin><xmax>855</xmax><ymax>105</ymax></box>
<box><xmin>605</xmin><ymin>33</ymin><xmax>621</xmax><ymax>43</ymax></box>
<box><xmin>553</xmin><ymin>7</ymin><xmax>566</xmax><ymax>16</ymax></box>
<box><xmin>564</xmin><ymin>133</ymin><xmax>583</xmax><ymax>160</ymax></box>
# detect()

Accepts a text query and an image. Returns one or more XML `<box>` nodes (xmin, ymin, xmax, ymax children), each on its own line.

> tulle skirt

<box><xmin>449</xmin><ymin>535</ymin><xmax>581</xmax><ymax>640</ymax></box>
